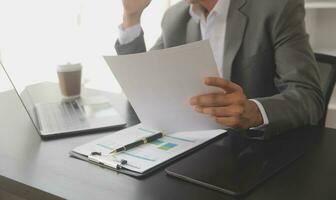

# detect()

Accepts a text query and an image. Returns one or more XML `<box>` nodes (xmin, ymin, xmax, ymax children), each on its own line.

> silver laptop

<box><xmin>1</xmin><ymin>62</ymin><xmax>126</xmax><ymax>139</ymax></box>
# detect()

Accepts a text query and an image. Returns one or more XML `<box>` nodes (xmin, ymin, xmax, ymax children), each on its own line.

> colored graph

<box><xmin>150</xmin><ymin>139</ymin><xmax>179</xmax><ymax>151</ymax></box>
<box><xmin>159</xmin><ymin>143</ymin><xmax>177</xmax><ymax>151</ymax></box>
<box><xmin>150</xmin><ymin>139</ymin><xmax>165</xmax><ymax>145</ymax></box>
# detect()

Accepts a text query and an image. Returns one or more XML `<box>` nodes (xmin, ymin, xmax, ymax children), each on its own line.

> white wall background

<box><xmin>304</xmin><ymin>0</ymin><xmax>336</xmax><ymax>128</ymax></box>
<box><xmin>0</xmin><ymin>0</ymin><xmax>180</xmax><ymax>93</ymax></box>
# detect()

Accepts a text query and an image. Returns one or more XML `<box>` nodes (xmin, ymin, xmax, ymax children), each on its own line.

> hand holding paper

<box><xmin>190</xmin><ymin>77</ymin><xmax>264</xmax><ymax>129</ymax></box>
<box><xmin>105</xmin><ymin>40</ymin><xmax>223</xmax><ymax>132</ymax></box>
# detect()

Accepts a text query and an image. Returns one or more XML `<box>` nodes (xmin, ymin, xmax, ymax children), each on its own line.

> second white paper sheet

<box><xmin>105</xmin><ymin>40</ymin><xmax>223</xmax><ymax>132</ymax></box>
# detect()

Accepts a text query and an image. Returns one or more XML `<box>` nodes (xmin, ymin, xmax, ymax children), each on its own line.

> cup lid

<box><xmin>57</xmin><ymin>63</ymin><xmax>82</xmax><ymax>72</ymax></box>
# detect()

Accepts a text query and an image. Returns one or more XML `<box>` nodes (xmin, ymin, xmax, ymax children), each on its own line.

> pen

<box><xmin>109</xmin><ymin>132</ymin><xmax>165</xmax><ymax>154</ymax></box>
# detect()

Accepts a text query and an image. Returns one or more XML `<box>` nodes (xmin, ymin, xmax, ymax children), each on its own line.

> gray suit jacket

<box><xmin>115</xmin><ymin>0</ymin><xmax>324</xmax><ymax>139</ymax></box>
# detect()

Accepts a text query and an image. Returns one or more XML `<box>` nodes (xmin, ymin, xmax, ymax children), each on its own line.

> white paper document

<box><xmin>104</xmin><ymin>40</ymin><xmax>223</xmax><ymax>133</ymax></box>
<box><xmin>73</xmin><ymin>124</ymin><xmax>226</xmax><ymax>173</ymax></box>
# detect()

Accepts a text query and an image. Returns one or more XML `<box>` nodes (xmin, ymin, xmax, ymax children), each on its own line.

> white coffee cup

<box><xmin>57</xmin><ymin>63</ymin><xmax>82</xmax><ymax>99</ymax></box>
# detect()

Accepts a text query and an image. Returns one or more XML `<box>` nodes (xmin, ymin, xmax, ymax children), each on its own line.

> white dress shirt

<box><xmin>189</xmin><ymin>0</ymin><xmax>229</xmax><ymax>76</ymax></box>
<box><xmin>118</xmin><ymin>0</ymin><xmax>269</xmax><ymax>127</ymax></box>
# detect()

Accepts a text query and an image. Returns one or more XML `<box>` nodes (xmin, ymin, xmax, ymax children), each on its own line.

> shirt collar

<box><xmin>189</xmin><ymin>0</ymin><xmax>230</xmax><ymax>23</ymax></box>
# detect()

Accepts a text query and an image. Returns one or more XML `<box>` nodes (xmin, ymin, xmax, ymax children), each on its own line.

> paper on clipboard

<box><xmin>104</xmin><ymin>40</ymin><xmax>223</xmax><ymax>133</ymax></box>
<box><xmin>73</xmin><ymin>124</ymin><xmax>225</xmax><ymax>173</ymax></box>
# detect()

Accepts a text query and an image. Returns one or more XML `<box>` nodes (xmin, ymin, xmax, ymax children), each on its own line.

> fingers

<box><xmin>190</xmin><ymin>93</ymin><xmax>246</xmax><ymax>107</ymax></box>
<box><xmin>195</xmin><ymin>107</ymin><xmax>245</xmax><ymax>128</ymax></box>
<box><xmin>190</xmin><ymin>77</ymin><xmax>250</xmax><ymax>129</ymax></box>
<box><xmin>204</xmin><ymin>77</ymin><xmax>242</xmax><ymax>93</ymax></box>
<box><xmin>190</xmin><ymin>93</ymin><xmax>227</xmax><ymax>107</ymax></box>
<box><xmin>195</xmin><ymin>105</ymin><xmax>244</xmax><ymax>117</ymax></box>
<box><xmin>213</xmin><ymin>116</ymin><xmax>242</xmax><ymax>128</ymax></box>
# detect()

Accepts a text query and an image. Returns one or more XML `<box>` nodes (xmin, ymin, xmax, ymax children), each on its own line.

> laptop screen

<box><xmin>0</xmin><ymin>62</ymin><xmax>41</xmax><ymax>132</ymax></box>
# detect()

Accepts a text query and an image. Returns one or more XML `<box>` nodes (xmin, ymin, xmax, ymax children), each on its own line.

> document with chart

<box><xmin>71</xmin><ymin>124</ymin><xmax>226</xmax><ymax>175</ymax></box>
<box><xmin>71</xmin><ymin>41</ymin><xmax>227</xmax><ymax>177</ymax></box>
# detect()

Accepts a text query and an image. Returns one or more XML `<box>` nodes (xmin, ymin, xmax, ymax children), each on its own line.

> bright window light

<box><xmin>0</xmin><ymin>0</ymin><xmax>175</xmax><ymax>93</ymax></box>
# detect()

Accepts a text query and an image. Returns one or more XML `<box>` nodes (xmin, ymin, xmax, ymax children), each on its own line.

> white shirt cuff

<box><xmin>118</xmin><ymin>24</ymin><xmax>142</xmax><ymax>45</ymax></box>
<box><xmin>249</xmin><ymin>99</ymin><xmax>269</xmax><ymax>128</ymax></box>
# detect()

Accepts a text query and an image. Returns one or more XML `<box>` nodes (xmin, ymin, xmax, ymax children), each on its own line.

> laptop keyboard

<box><xmin>35</xmin><ymin>101</ymin><xmax>90</xmax><ymax>134</ymax></box>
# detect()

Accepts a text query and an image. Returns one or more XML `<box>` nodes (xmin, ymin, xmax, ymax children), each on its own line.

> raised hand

<box><xmin>122</xmin><ymin>0</ymin><xmax>151</xmax><ymax>29</ymax></box>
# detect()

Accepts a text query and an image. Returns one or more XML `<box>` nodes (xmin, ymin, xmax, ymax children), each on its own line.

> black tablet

<box><xmin>166</xmin><ymin>129</ymin><xmax>318</xmax><ymax>196</ymax></box>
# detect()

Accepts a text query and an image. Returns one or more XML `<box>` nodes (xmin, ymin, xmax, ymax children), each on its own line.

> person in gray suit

<box><xmin>116</xmin><ymin>0</ymin><xmax>324</xmax><ymax>139</ymax></box>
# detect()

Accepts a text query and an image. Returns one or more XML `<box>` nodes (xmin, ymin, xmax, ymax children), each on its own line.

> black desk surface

<box><xmin>1</xmin><ymin>87</ymin><xmax>336</xmax><ymax>200</ymax></box>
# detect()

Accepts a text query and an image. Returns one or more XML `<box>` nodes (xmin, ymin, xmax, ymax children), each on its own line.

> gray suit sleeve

<box><xmin>115</xmin><ymin>31</ymin><xmax>164</xmax><ymax>55</ymax></box>
<box><xmin>115</xmin><ymin>7</ymin><xmax>169</xmax><ymax>55</ymax></box>
<box><xmin>255</xmin><ymin>0</ymin><xmax>324</xmax><ymax>139</ymax></box>
<box><xmin>115</xmin><ymin>31</ymin><xmax>147</xmax><ymax>55</ymax></box>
